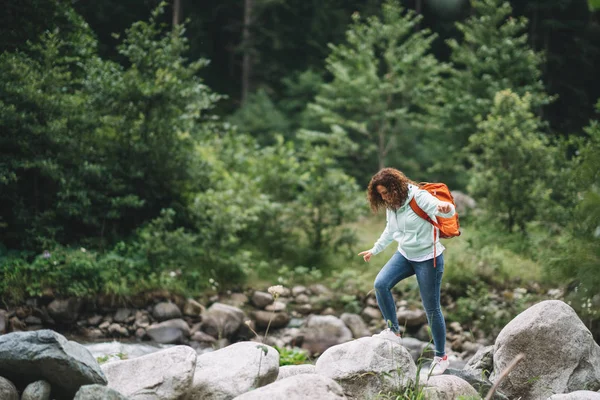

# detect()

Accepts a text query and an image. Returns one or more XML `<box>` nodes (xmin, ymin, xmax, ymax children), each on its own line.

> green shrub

<box><xmin>274</xmin><ymin>346</ymin><xmax>310</xmax><ymax>366</ymax></box>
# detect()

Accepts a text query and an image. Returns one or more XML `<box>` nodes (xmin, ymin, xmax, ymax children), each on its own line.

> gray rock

<box><xmin>490</xmin><ymin>300</ymin><xmax>600</xmax><ymax>399</ymax></box>
<box><xmin>134</xmin><ymin>311</ymin><xmax>150</xmax><ymax>329</ymax></box>
<box><xmin>421</xmin><ymin>374</ymin><xmax>480</xmax><ymax>399</ymax></box>
<box><xmin>222</xmin><ymin>293</ymin><xmax>249</xmax><ymax>308</ymax></box>
<box><xmin>252</xmin><ymin>310</ymin><xmax>290</xmax><ymax>330</ymax></box>
<box><xmin>191</xmin><ymin>331</ymin><xmax>217</xmax><ymax>343</ymax></box>
<box><xmin>187</xmin><ymin>341</ymin><xmax>279</xmax><ymax>400</ymax></box>
<box><xmin>276</xmin><ymin>364</ymin><xmax>316</xmax><ymax>381</ymax></box>
<box><xmin>360</xmin><ymin>306</ymin><xmax>381</xmax><ymax>322</ymax></box>
<box><xmin>113</xmin><ymin>308</ymin><xmax>132</xmax><ymax>323</ymax></box>
<box><xmin>340</xmin><ymin>313</ymin><xmax>371</xmax><ymax>338</ymax></box>
<box><xmin>291</xmin><ymin>286</ymin><xmax>307</xmax><ymax>297</ymax></box>
<box><xmin>251</xmin><ymin>291</ymin><xmax>274</xmax><ymax>309</ymax></box>
<box><xmin>0</xmin><ymin>376</ymin><xmax>19</xmax><ymax>400</ymax></box>
<box><xmin>233</xmin><ymin>374</ymin><xmax>347</xmax><ymax>400</ymax></box>
<box><xmin>200</xmin><ymin>302</ymin><xmax>246</xmax><ymax>340</ymax></box>
<box><xmin>88</xmin><ymin>315</ymin><xmax>103</xmax><ymax>326</ymax></box>
<box><xmin>0</xmin><ymin>330</ymin><xmax>107</xmax><ymax>399</ymax></box>
<box><xmin>399</xmin><ymin>337</ymin><xmax>434</xmax><ymax>363</ymax></box>
<box><xmin>548</xmin><ymin>391</ymin><xmax>600</xmax><ymax>400</ymax></box>
<box><xmin>463</xmin><ymin>345</ymin><xmax>494</xmax><ymax>378</ymax></box>
<box><xmin>451</xmin><ymin>191</ymin><xmax>477</xmax><ymax>216</ymax></box>
<box><xmin>301</xmin><ymin>315</ymin><xmax>353</xmax><ymax>356</ymax></box>
<box><xmin>446</xmin><ymin>369</ymin><xmax>509</xmax><ymax>400</ymax></box>
<box><xmin>102</xmin><ymin>345</ymin><xmax>196</xmax><ymax>400</ymax></box>
<box><xmin>21</xmin><ymin>380</ymin><xmax>52</xmax><ymax>400</ymax></box>
<box><xmin>108</xmin><ymin>323</ymin><xmax>129</xmax><ymax>337</ymax></box>
<box><xmin>397</xmin><ymin>308</ymin><xmax>428</xmax><ymax>327</ymax></box>
<box><xmin>265</xmin><ymin>301</ymin><xmax>286</xmax><ymax>312</ymax></box>
<box><xmin>152</xmin><ymin>302</ymin><xmax>182</xmax><ymax>322</ymax></box>
<box><xmin>47</xmin><ymin>298</ymin><xmax>83</xmax><ymax>324</ymax></box>
<box><xmin>146</xmin><ymin>318</ymin><xmax>190</xmax><ymax>344</ymax></box>
<box><xmin>315</xmin><ymin>336</ymin><xmax>416</xmax><ymax>399</ymax></box>
<box><xmin>0</xmin><ymin>309</ymin><xmax>7</xmax><ymax>334</ymax></box>
<box><xmin>74</xmin><ymin>384</ymin><xmax>130</xmax><ymax>400</ymax></box>
<box><xmin>183</xmin><ymin>299</ymin><xmax>205</xmax><ymax>317</ymax></box>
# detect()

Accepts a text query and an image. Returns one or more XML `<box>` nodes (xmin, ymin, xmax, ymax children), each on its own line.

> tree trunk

<box><xmin>530</xmin><ymin>6</ymin><xmax>538</xmax><ymax>48</ymax></box>
<box><xmin>172</xmin><ymin>0</ymin><xmax>181</xmax><ymax>27</ymax></box>
<box><xmin>242</xmin><ymin>0</ymin><xmax>254</xmax><ymax>105</ymax></box>
<box><xmin>378</xmin><ymin>128</ymin><xmax>385</xmax><ymax>170</ymax></box>
<box><xmin>415</xmin><ymin>0</ymin><xmax>422</xmax><ymax>31</ymax></box>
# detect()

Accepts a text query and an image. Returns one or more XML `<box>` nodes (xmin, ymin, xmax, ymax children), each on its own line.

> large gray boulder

<box><xmin>490</xmin><ymin>300</ymin><xmax>600</xmax><ymax>400</ymax></box>
<box><xmin>0</xmin><ymin>330</ymin><xmax>107</xmax><ymax>399</ymax></box>
<box><xmin>422</xmin><ymin>375</ymin><xmax>480</xmax><ymax>399</ymax></box>
<box><xmin>74</xmin><ymin>384</ymin><xmax>130</xmax><ymax>400</ymax></box>
<box><xmin>315</xmin><ymin>336</ymin><xmax>416</xmax><ymax>399</ymax></box>
<box><xmin>232</xmin><ymin>374</ymin><xmax>347</xmax><ymax>400</ymax></box>
<box><xmin>187</xmin><ymin>341</ymin><xmax>279</xmax><ymax>400</ymax></box>
<box><xmin>547</xmin><ymin>391</ymin><xmax>600</xmax><ymax>400</ymax></box>
<box><xmin>101</xmin><ymin>345</ymin><xmax>196</xmax><ymax>400</ymax></box>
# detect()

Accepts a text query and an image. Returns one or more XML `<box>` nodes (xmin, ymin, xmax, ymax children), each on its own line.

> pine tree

<box><xmin>467</xmin><ymin>90</ymin><xmax>555</xmax><ymax>233</ymax></box>
<box><xmin>431</xmin><ymin>0</ymin><xmax>553</xmax><ymax>188</ymax></box>
<box><xmin>306</xmin><ymin>0</ymin><xmax>447</xmax><ymax>183</ymax></box>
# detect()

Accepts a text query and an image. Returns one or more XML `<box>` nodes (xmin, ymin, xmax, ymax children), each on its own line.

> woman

<box><xmin>358</xmin><ymin>168</ymin><xmax>455</xmax><ymax>376</ymax></box>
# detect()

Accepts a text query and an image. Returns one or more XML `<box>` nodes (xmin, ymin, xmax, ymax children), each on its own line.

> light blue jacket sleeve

<box><xmin>369</xmin><ymin>210</ymin><xmax>395</xmax><ymax>255</ymax></box>
<box><xmin>414</xmin><ymin>189</ymin><xmax>456</xmax><ymax>220</ymax></box>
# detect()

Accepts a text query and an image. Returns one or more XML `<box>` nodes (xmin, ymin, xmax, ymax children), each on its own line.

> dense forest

<box><xmin>1</xmin><ymin>0</ymin><xmax>599</xmax><ymax>326</ymax></box>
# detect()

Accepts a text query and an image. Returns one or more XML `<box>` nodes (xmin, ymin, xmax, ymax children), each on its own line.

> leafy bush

<box><xmin>274</xmin><ymin>346</ymin><xmax>310</xmax><ymax>366</ymax></box>
<box><xmin>0</xmin><ymin>246</ymin><xmax>103</xmax><ymax>303</ymax></box>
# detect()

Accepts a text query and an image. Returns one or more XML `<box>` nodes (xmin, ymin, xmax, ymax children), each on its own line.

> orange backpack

<box><xmin>409</xmin><ymin>182</ymin><xmax>461</xmax><ymax>239</ymax></box>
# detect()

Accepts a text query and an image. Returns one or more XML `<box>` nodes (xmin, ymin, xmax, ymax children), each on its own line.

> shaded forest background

<box><xmin>1</xmin><ymin>0</ymin><xmax>599</xmax><ymax>336</ymax></box>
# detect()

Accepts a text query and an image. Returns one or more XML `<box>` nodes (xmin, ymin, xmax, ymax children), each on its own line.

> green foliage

<box><xmin>430</xmin><ymin>0</ymin><xmax>552</xmax><ymax>189</ymax></box>
<box><xmin>447</xmin><ymin>282</ymin><xmax>534</xmax><ymax>338</ymax></box>
<box><xmin>546</xmin><ymin>101</ymin><xmax>600</xmax><ymax>292</ymax></box>
<box><xmin>227</xmin><ymin>89</ymin><xmax>291</xmax><ymax>143</ymax></box>
<box><xmin>467</xmin><ymin>90</ymin><xmax>556</xmax><ymax>233</ymax></box>
<box><xmin>308</xmin><ymin>0</ymin><xmax>448</xmax><ymax>183</ymax></box>
<box><xmin>274</xmin><ymin>346</ymin><xmax>310</xmax><ymax>366</ymax></box>
<box><xmin>0</xmin><ymin>247</ymin><xmax>103</xmax><ymax>303</ymax></box>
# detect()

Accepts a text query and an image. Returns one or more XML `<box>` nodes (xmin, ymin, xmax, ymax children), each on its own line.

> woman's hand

<box><xmin>358</xmin><ymin>250</ymin><xmax>373</xmax><ymax>262</ymax></box>
<box><xmin>437</xmin><ymin>202</ymin><xmax>452</xmax><ymax>214</ymax></box>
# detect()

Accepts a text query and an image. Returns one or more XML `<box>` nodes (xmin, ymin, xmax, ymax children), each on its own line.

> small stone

<box><xmin>22</xmin><ymin>380</ymin><xmax>51</xmax><ymax>400</ymax></box>
<box><xmin>183</xmin><ymin>299</ymin><xmax>205</xmax><ymax>317</ymax></box>
<box><xmin>321</xmin><ymin>307</ymin><xmax>336</xmax><ymax>316</ymax></box>
<box><xmin>265</xmin><ymin>301</ymin><xmax>286</xmax><ymax>312</ymax></box>
<box><xmin>108</xmin><ymin>323</ymin><xmax>129</xmax><ymax>337</ymax></box>
<box><xmin>295</xmin><ymin>294</ymin><xmax>310</xmax><ymax>304</ymax></box>
<box><xmin>153</xmin><ymin>302</ymin><xmax>182</xmax><ymax>322</ymax></box>
<box><xmin>361</xmin><ymin>307</ymin><xmax>381</xmax><ymax>322</ymax></box>
<box><xmin>87</xmin><ymin>315</ymin><xmax>103</xmax><ymax>326</ymax></box>
<box><xmin>114</xmin><ymin>308</ymin><xmax>132</xmax><ymax>323</ymax></box>
<box><xmin>292</xmin><ymin>286</ymin><xmax>307</xmax><ymax>297</ymax></box>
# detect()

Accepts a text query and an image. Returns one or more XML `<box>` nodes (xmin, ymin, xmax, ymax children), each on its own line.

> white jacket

<box><xmin>369</xmin><ymin>184</ymin><xmax>456</xmax><ymax>261</ymax></box>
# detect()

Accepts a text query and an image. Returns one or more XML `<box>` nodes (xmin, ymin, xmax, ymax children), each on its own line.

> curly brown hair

<box><xmin>367</xmin><ymin>168</ymin><xmax>417</xmax><ymax>212</ymax></box>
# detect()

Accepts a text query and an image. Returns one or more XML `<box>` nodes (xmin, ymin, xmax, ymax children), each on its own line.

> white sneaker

<box><xmin>427</xmin><ymin>355</ymin><xmax>449</xmax><ymax>376</ymax></box>
<box><xmin>372</xmin><ymin>328</ymin><xmax>401</xmax><ymax>341</ymax></box>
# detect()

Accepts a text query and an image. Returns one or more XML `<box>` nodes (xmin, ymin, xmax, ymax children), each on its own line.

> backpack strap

<box><xmin>409</xmin><ymin>198</ymin><xmax>441</xmax><ymax>230</ymax></box>
<box><xmin>409</xmin><ymin>197</ymin><xmax>440</xmax><ymax>268</ymax></box>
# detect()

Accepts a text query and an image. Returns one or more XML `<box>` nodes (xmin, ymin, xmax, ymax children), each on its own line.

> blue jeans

<box><xmin>374</xmin><ymin>251</ymin><xmax>446</xmax><ymax>357</ymax></box>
